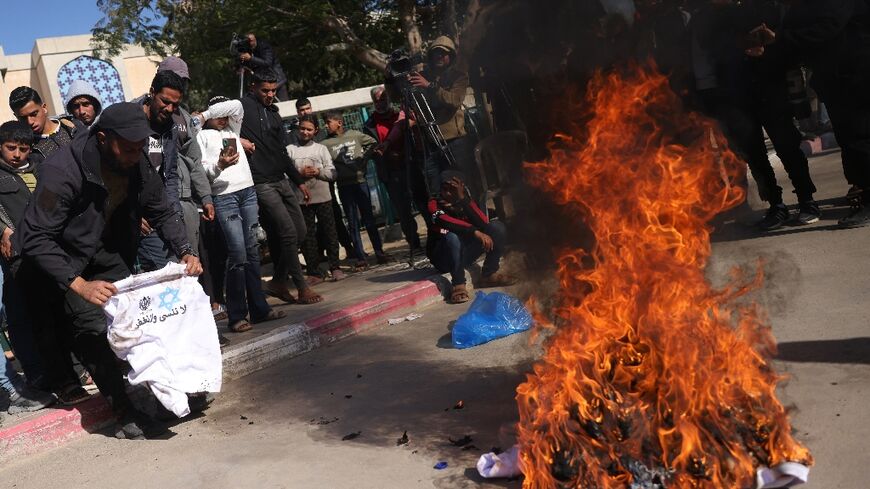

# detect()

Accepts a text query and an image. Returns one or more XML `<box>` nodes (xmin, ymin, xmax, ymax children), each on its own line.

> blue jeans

<box><xmin>337</xmin><ymin>183</ymin><xmax>385</xmax><ymax>261</ymax></box>
<box><xmin>215</xmin><ymin>187</ymin><xmax>271</xmax><ymax>324</ymax></box>
<box><xmin>137</xmin><ymin>232</ymin><xmax>173</xmax><ymax>272</ymax></box>
<box><xmin>430</xmin><ymin>221</ymin><xmax>506</xmax><ymax>286</ymax></box>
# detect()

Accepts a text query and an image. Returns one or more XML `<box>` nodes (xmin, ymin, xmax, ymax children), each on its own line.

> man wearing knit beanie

<box><xmin>64</xmin><ymin>80</ymin><xmax>103</xmax><ymax>127</ymax></box>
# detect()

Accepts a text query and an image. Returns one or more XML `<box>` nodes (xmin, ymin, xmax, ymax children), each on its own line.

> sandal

<box><xmin>263</xmin><ymin>280</ymin><xmax>297</xmax><ymax>303</ymax></box>
<box><xmin>212</xmin><ymin>303</ymin><xmax>228</xmax><ymax>321</ymax></box>
<box><xmin>330</xmin><ymin>269</ymin><xmax>347</xmax><ymax>281</ymax></box>
<box><xmin>252</xmin><ymin>309</ymin><xmax>287</xmax><ymax>324</ymax></box>
<box><xmin>351</xmin><ymin>260</ymin><xmax>369</xmax><ymax>272</ymax></box>
<box><xmin>297</xmin><ymin>288</ymin><xmax>324</xmax><ymax>305</ymax></box>
<box><xmin>450</xmin><ymin>284</ymin><xmax>470</xmax><ymax>304</ymax></box>
<box><xmin>306</xmin><ymin>275</ymin><xmax>325</xmax><ymax>287</ymax></box>
<box><xmin>228</xmin><ymin>320</ymin><xmax>253</xmax><ymax>333</ymax></box>
<box><xmin>56</xmin><ymin>384</ymin><xmax>92</xmax><ymax>406</ymax></box>
<box><xmin>477</xmin><ymin>272</ymin><xmax>518</xmax><ymax>288</ymax></box>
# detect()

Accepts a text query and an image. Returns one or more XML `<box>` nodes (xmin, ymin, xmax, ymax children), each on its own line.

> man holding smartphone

<box><xmin>195</xmin><ymin>96</ymin><xmax>288</xmax><ymax>333</ymax></box>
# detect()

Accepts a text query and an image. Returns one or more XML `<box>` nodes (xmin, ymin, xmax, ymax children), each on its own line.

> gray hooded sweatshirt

<box><xmin>63</xmin><ymin>79</ymin><xmax>103</xmax><ymax>117</ymax></box>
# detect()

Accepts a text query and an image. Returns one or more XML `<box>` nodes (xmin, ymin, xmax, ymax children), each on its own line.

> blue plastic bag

<box><xmin>451</xmin><ymin>291</ymin><xmax>532</xmax><ymax>349</ymax></box>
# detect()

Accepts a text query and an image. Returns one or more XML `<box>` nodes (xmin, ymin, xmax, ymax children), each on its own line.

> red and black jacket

<box><xmin>425</xmin><ymin>195</ymin><xmax>488</xmax><ymax>256</ymax></box>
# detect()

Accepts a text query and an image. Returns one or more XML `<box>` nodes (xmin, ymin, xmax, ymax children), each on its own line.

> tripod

<box><xmin>400</xmin><ymin>85</ymin><xmax>457</xmax><ymax>194</ymax></box>
<box><xmin>238</xmin><ymin>69</ymin><xmax>245</xmax><ymax>99</ymax></box>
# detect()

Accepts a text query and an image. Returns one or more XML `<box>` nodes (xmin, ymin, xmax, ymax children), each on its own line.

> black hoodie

<box><xmin>239</xmin><ymin>93</ymin><xmax>304</xmax><ymax>186</ymax></box>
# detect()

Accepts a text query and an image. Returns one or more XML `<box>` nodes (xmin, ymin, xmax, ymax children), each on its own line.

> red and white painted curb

<box><xmin>0</xmin><ymin>278</ymin><xmax>442</xmax><ymax>463</ymax></box>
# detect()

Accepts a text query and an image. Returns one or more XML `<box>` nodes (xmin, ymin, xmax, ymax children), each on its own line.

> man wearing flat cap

<box><xmin>16</xmin><ymin>102</ymin><xmax>202</xmax><ymax>439</ymax></box>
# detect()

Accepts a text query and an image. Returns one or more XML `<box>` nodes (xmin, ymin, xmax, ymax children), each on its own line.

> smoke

<box><xmin>707</xmin><ymin>247</ymin><xmax>804</xmax><ymax>319</ymax></box>
<box><xmin>464</xmin><ymin>0</ymin><xmax>651</xmax><ymax>306</ymax></box>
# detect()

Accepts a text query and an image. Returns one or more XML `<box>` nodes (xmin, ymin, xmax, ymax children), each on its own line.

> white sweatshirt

<box><xmin>196</xmin><ymin>100</ymin><xmax>255</xmax><ymax>196</ymax></box>
<box><xmin>288</xmin><ymin>140</ymin><xmax>336</xmax><ymax>205</ymax></box>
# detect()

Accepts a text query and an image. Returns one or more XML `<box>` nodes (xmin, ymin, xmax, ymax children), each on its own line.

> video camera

<box><xmin>386</xmin><ymin>49</ymin><xmax>426</xmax><ymax>83</ymax></box>
<box><xmin>230</xmin><ymin>33</ymin><xmax>252</xmax><ymax>55</ymax></box>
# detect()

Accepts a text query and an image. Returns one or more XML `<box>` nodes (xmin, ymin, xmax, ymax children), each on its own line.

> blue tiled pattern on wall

<box><xmin>57</xmin><ymin>56</ymin><xmax>126</xmax><ymax>109</ymax></box>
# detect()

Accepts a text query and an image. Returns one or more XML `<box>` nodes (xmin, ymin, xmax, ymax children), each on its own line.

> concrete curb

<box><xmin>0</xmin><ymin>397</ymin><xmax>113</xmax><ymax>463</ymax></box>
<box><xmin>223</xmin><ymin>279</ymin><xmax>442</xmax><ymax>380</ymax></box>
<box><xmin>0</xmin><ymin>278</ymin><xmax>442</xmax><ymax>463</ymax></box>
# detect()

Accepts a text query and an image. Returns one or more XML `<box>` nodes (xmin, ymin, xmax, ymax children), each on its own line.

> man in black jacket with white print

<box><xmin>17</xmin><ymin>103</ymin><xmax>202</xmax><ymax>439</ymax></box>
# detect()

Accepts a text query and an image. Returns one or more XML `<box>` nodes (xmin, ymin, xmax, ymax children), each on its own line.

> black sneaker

<box><xmin>845</xmin><ymin>185</ymin><xmax>862</xmax><ymax>206</ymax></box>
<box><xmin>6</xmin><ymin>384</ymin><xmax>57</xmax><ymax>414</ymax></box>
<box><xmin>839</xmin><ymin>200</ymin><xmax>870</xmax><ymax>228</ymax></box>
<box><xmin>188</xmin><ymin>393</ymin><xmax>215</xmax><ymax>414</ymax></box>
<box><xmin>114</xmin><ymin>409</ymin><xmax>166</xmax><ymax>439</ymax></box>
<box><xmin>758</xmin><ymin>203</ymin><xmax>790</xmax><ymax>231</ymax></box>
<box><xmin>796</xmin><ymin>201</ymin><xmax>821</xmax><ymax>225</ymax></box>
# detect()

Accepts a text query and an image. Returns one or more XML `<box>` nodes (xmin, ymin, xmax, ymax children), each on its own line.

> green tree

<box><xmin>92</xmin><ymin>0</ymin><xmax>497</xmax><ymax>108</ymax></box>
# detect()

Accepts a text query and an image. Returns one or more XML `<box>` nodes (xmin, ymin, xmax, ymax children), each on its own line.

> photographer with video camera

<box><xmin>235</xmin><ymin>32</ymin><xmax>289</xmax><ymax>102</ymax></box>
<box><xmin>386</xmin><ymin>36</ymin><xmax>479</xmax><ymax>202</ymax></box>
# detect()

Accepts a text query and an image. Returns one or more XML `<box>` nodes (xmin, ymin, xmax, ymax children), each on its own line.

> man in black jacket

<box><xmin>17</xmin><ymin>103</ymin><xmax>202</xmax><ymax>438</ymax></box>
<box><xmin>240</xmin><ymin>68</ymin><xmax>322</xmax><ymax>305</ymax></box>
<box><xmin>238</xmin><ymin>33</ymin><xmax>289</xmax><ymax>101</ymax></box>
<box><xmin>749</xmin><ymin>0</ymin><xmax>870</xmax><ymax>227</ymax></box>
<box><xmin>703</xmin><ymin>1</ymin><xmax>819</xmax><ymax>231</ymax></box>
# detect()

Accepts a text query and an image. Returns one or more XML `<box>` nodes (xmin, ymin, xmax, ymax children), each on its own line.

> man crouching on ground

<box><xmin>16</xmin><ymin>103</ymin><xmax>202</xmax><ymax>439</ymax></box>
<box><xmin>427</xmin><ymin>170</ymin><xmax>516</xmax><ymax>303</ymax></box>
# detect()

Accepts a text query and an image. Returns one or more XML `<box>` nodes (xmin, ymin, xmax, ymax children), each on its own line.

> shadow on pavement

<box><xmin>212</xmin><ymin>328</ymin><xmax>532</xmax><ymax>488</ymax></box>
<box><xmin>777</xmin><ymin>337</ymin><xmax>870</xmax><ymax>365</ymax></box>
<box><xmin>436</xmin><ymin>320</ymin><xmax>458</xmax><ymax>349</ymax></box>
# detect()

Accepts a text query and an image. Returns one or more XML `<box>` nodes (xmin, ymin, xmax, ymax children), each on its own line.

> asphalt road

<box><xmin>1</xmin><ymin>150</ymin><xmax>867</xmax><ymax>489</ymax></box>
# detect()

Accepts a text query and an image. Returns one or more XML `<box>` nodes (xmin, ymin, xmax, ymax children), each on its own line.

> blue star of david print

<box><xmin>158</xmin><ymin>287</ymin><xmax>181</xmax><ymax>311</ymax></box>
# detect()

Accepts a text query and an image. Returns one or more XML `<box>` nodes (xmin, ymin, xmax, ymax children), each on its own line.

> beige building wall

<box><xmin>0</xmin><ymin>34</ymin><xmax>164</xmax><ymax>123</ymax></box>
<box><xmin>124</xmin><ymin>56</ymin><xmax>162</xmax><ymax>99</ymax></box>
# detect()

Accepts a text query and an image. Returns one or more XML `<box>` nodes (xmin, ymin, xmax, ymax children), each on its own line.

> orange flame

<box><xmin>516</xmin><ymin>66</ymin><xmax>812</xmax><ymax>488</ymax></box>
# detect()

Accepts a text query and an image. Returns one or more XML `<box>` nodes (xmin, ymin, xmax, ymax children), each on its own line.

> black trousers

<box><xmin>21</xmin><ymin>251</ymin><xmax>133</xmax><ymax>414</ymax></box>
<box><xmin>382</xmin><ymin>165</ymin><xmax>425</xmax><ymax>248</ymax></box>
<box><xmin>255</xmin><ymin>180</ymin><xmax>307</xmax><ymax>290</ymax></box>
<box><xmin>302</xmin><ymin>201</ymin><xmax>340</xmax><ymax>274</ymax></box>
<box><xmin>198</xmin><ymin>218</ymin><xmax>227</xmax><ymax>304</ymax></box>
<box><xmin>722</xmin><ymin>96</ymin><xmax>816</xmax><ymax>204</ymax></box>
<box><xmin>825</xmin><ymin>92</ymin><xmax>870</xmax><ymax>191</ymax></box>
<box><xmin>317</xmin><ymin>182</ymin><xmax>355</xmax><ymax>256</ymax></box>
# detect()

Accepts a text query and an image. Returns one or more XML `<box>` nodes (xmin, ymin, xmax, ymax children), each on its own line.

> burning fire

<box><xmin>517</xmin><ymin>66</ymin><xmax>812</xmax><ymax>488</ymax></box>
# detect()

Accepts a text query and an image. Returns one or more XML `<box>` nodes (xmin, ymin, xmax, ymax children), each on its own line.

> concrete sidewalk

<box><xmin>0</xmin><ymin>257</ymin><xmax>445</xmax><ymax>464</ymax></box>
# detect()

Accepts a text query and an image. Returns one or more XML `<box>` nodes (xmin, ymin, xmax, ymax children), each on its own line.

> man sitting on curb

<box><xmin>426</xmin><ymin>171</ymin><xmax>515</xmax><ymax>303</ymax></box>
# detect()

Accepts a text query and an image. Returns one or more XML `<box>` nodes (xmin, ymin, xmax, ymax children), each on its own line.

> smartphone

<box><xmin>222</xmin><ymin>138</ymin><xmax>237</xmax><ymax>151</ymax></box>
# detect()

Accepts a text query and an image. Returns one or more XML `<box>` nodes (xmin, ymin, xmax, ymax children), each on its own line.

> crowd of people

<box><xmin>638</xmin><ymin>0</ymin><xmax>870</xmax><ymax>230</ymax></box>
<box><xmin>0</xmin><ymin>32</ymin><xmax>515</xmax><ymax>438</ymax></box>
<box><xmin>1</xmin><ymin>0</ymin><xmax>868</xmax><ymax>440</ymax></box>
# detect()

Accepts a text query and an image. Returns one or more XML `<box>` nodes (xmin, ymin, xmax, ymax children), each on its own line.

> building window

<box><xmin>57</xmin><ymin>56</ymin><xmax>126</xmax><ymax>108</ymax></box>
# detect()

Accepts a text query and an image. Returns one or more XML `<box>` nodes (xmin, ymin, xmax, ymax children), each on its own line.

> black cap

<box><xmin>440</xmin><ymin>169</ymin><xmax>466</xmax><ymax>183</ymax></box>
<box><xmin>95</xmin><ymin>102</ymin><xmax>153</xmax><ymax>142</ymax></box>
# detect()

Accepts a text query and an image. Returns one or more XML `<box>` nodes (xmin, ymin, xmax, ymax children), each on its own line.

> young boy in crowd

<box><xmin>0</xmin><ymin>121</ymin><xmax>57</xmax><ymax>413</ymax></box>
<box><xmin>321</xmin><ymin>111</ymin><xmax>392</xmax><ymax>270</ymax></box>
<box><xmin>288</xmin><ymin>115</ymin><xmax>344</xmax><ymax>282</ymax></box>
<box><xmin>427</xmin><ymin>171</ymin><xmax>516</xmax><ymax>303</ymax></box>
